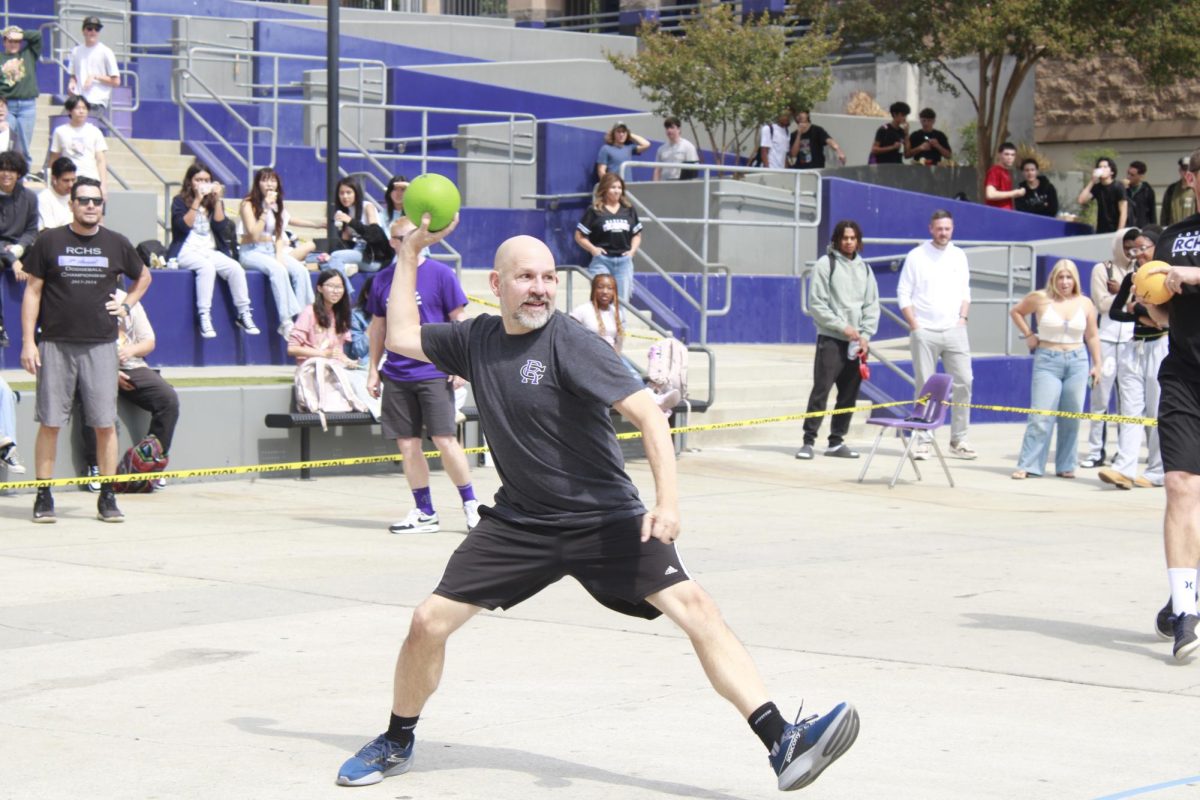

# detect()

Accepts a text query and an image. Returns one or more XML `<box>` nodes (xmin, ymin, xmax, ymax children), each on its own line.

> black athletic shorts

<box><xmin>434</xmin><ymin>513</ymin><xmax>691</xmax><ymax>620</ymax></box>
<box><xmin>1158</xmin><ymin>374</ymin><xmax>1200</xmax><ymax>475</ymax></box>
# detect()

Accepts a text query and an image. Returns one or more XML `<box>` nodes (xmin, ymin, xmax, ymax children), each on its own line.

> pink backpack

<box><xmin>294</xmin><ymin>357</ymin><xmax>368</xmax><ymax>430</ymax></box>
<box><xmin>646</xmin><ymin>338</ymin><xmax>688</xmax><ymax>399</ymax></box>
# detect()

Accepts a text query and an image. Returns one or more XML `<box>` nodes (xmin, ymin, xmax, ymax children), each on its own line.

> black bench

<box><xmin>265</xmin><ymin>407</ymin><xmax>480</xmax><ymax>479</ymax></box>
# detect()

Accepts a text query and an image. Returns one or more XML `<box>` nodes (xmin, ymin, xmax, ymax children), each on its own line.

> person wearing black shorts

<box><xmin>334</xmin><ymin>220</ymin><xmax>859</xmax><ymax>792</ymax></box>
<box><xmin>1140</xmin><ymin>148</ymin><xmax>1200</xmax><ymax>661</ymax></box>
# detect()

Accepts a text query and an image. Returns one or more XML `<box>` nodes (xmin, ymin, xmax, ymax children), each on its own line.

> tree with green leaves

<box><xmin>806</xmin><ymin>0</ymin><xmax>1200</xmax><ymax>192</ymax></box>
<box><xmin>609</xmin><ymin>4</ymin><xmax>839</xmax><ymax>168</ymax></box>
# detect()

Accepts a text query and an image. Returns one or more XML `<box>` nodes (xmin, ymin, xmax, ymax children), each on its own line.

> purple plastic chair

<box><xmin>857</xmin><ymin>373</ymin><xmax>956</xmax><ymax>489</ymax></box>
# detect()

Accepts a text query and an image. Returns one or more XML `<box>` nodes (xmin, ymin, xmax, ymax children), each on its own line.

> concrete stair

<box><xmin>29</xmin><ymin>96</ymin><xmax>194</xmax><ymax>224</ymax></box>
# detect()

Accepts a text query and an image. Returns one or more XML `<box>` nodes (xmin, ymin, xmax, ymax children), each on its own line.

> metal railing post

<box><xmin>421</xmin><ymin>110</ymin><xmax>428</xmax><ymax>175</ymax></box>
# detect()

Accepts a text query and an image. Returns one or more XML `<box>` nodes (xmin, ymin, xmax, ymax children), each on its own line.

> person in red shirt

<box><xmin>984</xmin><ymin>142</ymin><xmax>1024</xmax><ymax>210</ymax></box>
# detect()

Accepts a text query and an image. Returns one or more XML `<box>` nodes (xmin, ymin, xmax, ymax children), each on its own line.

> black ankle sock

<box><xmin>748</xmin><ymin>702</ymin><xmax>787</xmax><ymax>751</ymax></box>
<box><xmin>385</xmin><ymin>713</ymin><xmax>419</xmax><ymax>747</ymax></box>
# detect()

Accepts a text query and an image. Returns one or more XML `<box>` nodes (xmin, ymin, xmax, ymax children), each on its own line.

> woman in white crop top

<box><xmin>1009</xmin><ymin>259</ymin><xmax>1102</xmax><ymax>479</ymax></box>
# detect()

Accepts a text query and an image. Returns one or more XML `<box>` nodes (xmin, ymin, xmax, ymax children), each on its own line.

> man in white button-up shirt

<box><xmin>897</xmin><ymin>209</ymin><xmax>976</xmax><ymax>459</ymax></box>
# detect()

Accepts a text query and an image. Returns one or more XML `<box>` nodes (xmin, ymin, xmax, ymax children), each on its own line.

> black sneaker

<box><xmin>1174</xmin><ymin>614</ymin><xmax>1199</xmax><ymax>662</ymax></box>
<box><xmin>235</xmin><ymin>309</ymin><xmax>261</xmax><ymax>335</ymax></box>
<box><xmin>1157</xmin><ymin>598</ymin><xmax>1174</xmax><ymax>640</ymax></box>
<box><xmin>97</xmin><ymin>489</ymin><xmax>125</xmax><ymax>523</ymax></box>
<box><xmin>33</xmin><ymin>487</ymin><xmax>56</xmax><ymax>523</ymax></box>
<box><xmin>84</xmin><ymin>464</ymin><xmax>101</xmax><ymax>492</ymax></box>
<box><xmin>795</xmin><ymin>444</ymin><xmax>814</xmax><ymax>460</ymax></box>
<box><xmin>769</xmin><ymin>702</ymin><xmax>859</xmax><ymax>791</ymax></box>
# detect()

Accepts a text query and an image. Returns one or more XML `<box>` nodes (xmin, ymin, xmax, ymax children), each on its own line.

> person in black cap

<box><xmin>67</xmin><ymin>16</ymin><xmax>119</xmax><ymax>116</ymax></box>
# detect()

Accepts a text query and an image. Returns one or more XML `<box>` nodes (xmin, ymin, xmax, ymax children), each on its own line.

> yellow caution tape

<box><xmin>947</xmin><ymin>401</ymin><xmax>1156</xmax><ymax>427</ymax></box>
<box><xmin>0</xmin><ymin>396</ymin><xmax>1158</xmax><ymax>490</ymax></box>
<box><xmin>0</xmin><ymin>400</ymin><xmax>916</xmax><ymax>490</ymax></box>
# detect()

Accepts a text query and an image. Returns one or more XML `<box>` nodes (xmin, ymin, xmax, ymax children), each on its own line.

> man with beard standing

<box><xmin>20</xmin><ymin>176</ymin><xmax>151</xmax><ymax>523</ymax></box>
<box><xmin>334</xmin><ymin>217</ymin><xmax>859</xmax><ymax>792</ymax></box>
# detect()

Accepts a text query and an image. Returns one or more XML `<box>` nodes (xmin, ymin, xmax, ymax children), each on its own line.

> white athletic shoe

<box><xmin>463</xmin><ymin>500</ymin><xmax>481</xmax><ymax>531</ymax></box>
<box><xmin>388</xmin><ymin>509</ymin><xmax>439</xmax><ymax>534</ymax></box>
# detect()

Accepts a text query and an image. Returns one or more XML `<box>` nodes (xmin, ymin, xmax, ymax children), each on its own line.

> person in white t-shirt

<box><xmin>653</xmin><ymin>117</ymin><xmax>699</xmax><ymax>181</ymax></box>
<box><xmin>37</xmin><ymin>157</ymin><xmax>76</xmax><ymax>230</ymax></box>
<box><xmin>67</xmin><ymin>16</ymin><xmax>119</xmax><ymax>113</ymax></box>
<box><xmin>758</xmin><ymin>111</ymin><xmax>791</xmax><ymax>169</ymax></box>
<box><xmin>569</xmin><ymin>273</ymin><xmax>677</xmax><ymax>412</ymax></box>
<box><xmin>897</xmin><ymin>209</ymin><xmax>976</xmax><ymax>460</ymax></box>
<box><xmin>47</xmin><ymin>95</ymin><xmax>107</xmax><ymax>194</ymax></box>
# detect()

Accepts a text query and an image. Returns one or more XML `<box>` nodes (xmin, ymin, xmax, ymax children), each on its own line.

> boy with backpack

<box><xmin>796</xmin><ymin>219</ymin><xmax>880</xmax><ymax>460</ymax></box>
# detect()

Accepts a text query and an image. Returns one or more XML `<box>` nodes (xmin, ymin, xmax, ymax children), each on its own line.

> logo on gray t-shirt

<box><xmin>520</xmin><ymin>359</ymin><xmax>546</xmax><ymax>384</ymax></box>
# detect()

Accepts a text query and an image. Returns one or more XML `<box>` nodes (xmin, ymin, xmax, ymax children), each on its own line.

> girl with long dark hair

<box><xmin>327</xmin><ymin>177</ymin><xmax>387</xmax><ymax>278</ymax></box>
<box><xmin>166</xmin><ymin>160</ymin><xmax>259</xmax><ymax>339</ymax></box>
<box><xmin>287</xmin><ymin>269</ymin><xmax>356</xmax><ymax>366</ymax></box>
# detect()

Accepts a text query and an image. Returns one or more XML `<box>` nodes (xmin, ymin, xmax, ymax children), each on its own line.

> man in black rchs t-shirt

<box><xmin>20</xmin><ymin>176</ymin><xmax>152</xmax><ymax>524</ymax></box>
<box><xmin>1139</xmin><ymin>148</ymin><xmax>1200</xmax><ymax>663</ymax></box>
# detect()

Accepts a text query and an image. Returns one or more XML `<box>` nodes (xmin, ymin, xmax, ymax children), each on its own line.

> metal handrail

<box><xmin>619</xmin><ymin>160</ymin><xmax>822</xmax><ymax>276</ymax></box>
<box><xmin>184</xmin><ymin>46</ymin><xmax>388</xmax><ymax>150</ymax></box>
<box><xmin>315</xmin><ymin>103</ymin><xmax>537</xmax><ymax>208</ymax></box>
<box><xmin>172</xmin><ymin>66</ymin><xmax>276</xmax><ymax>185</ymax></box>
<box><xmin>614</xmin><ymin>161</ymin><xmax>821</xmax><ymax>341</ymax></box>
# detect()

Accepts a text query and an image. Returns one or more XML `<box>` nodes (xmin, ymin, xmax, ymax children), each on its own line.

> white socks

<box><xmin>1169</xmin><ymin>568</ymin><xmax>1199</xmax><ymax>617</ymax></box>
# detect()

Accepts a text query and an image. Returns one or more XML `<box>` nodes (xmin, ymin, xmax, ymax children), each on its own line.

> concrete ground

<box><xmin>0</xmin><ymin>421</ymin><xmax>1195</xmax><ymax>800</ymax></box>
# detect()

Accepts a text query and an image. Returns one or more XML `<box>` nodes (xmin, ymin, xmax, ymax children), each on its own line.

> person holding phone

<box><xmin>1077</xmin><ymin>157</ymin><xmax>1128</xmax><ymax>234</ymax></box>
<box><xmin>167</xmin><ymin>161</ymin><xmax>260</xmax><ymax>339</ymax></box>
<box><xmin>1008</xmin><ymin>259</ymin><xmax>1102</xmax><ymax>479</ymax></box>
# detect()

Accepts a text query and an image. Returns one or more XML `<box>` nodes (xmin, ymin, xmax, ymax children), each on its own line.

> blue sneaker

<box><xmin>769</xmin><ymin>702</ymin><xmax>859</xmax><ymax>791</ymax></box>
<box><xmin>336</xmin><ymin>733</ymin><xmax>414</xmax><ymax>787</ymax></box>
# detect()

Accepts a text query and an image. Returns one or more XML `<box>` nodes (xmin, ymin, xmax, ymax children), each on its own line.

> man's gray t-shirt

<box><xmin>421</xmin><ymin>312</ymin><xmax>647</xmax><ymax>527</ymax></box>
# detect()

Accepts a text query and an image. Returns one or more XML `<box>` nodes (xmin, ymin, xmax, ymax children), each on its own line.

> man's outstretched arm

<box><xmin>384</xmin><ymin>213</ymin><xmax>459</xmax><ymax>360</ymax></box>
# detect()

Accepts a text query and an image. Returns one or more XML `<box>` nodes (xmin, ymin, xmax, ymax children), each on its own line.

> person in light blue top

<box><xmin>595</xmin><ymin>122</ymin><xmax>650</xmax><ymax>180</ymax></box>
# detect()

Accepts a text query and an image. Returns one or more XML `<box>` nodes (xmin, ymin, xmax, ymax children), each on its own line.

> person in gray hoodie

<box><xmin>797</xmin><ymin>219</ymin><xmax>881</xmax><ymax>460</ymax></box>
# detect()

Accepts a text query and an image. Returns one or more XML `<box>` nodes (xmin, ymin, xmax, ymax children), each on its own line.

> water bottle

<box><xmin>847</xmin><ymin>339</ymin><xmax>860</xmax><ymax>360</ymax></box>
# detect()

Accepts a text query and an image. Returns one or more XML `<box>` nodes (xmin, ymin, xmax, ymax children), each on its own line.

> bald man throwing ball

<box><xmin>335</xmin><ymin>216</ymin><xmax>859</xmax><ymax>791</ymax></box>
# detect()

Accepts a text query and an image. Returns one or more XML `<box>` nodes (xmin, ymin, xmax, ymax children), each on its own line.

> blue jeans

<box><xmin>587</xmin><ymin>253</ymin><xmax>634</xmax><ymax>303</ymax></box>
<box><xmin>239</xmin><ymin>243</ymin><xmax>313</xmax><ymax>321</ymax></box>
<box><xmin>0</xmin><ymin>377</ymin><xmax>17</xmax><ymax>446</ymax></box>
<box><xmin>7</xmin><ymin>97</ymin><xmax>36</xmax><ymax>165</ymax></box>
<box><xmin>1016</xmin><ymin>347</ymin><xmax>1088</xmax><ymax>475</ymax></box>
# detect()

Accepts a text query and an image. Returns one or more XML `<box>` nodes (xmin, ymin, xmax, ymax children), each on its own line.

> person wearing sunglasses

<box><xmin>19</xmin><ymin>176</ymin><xmax>152</xmax><ymax>524</ymax></box>
<box><xmin>1097</xmin><ymin>227</ymin><xmax>1167</xmax><ymax>491</ymax></box>
<box><xmin>67</xmin><ymin>16</ymin><xmax>119</xmax><ymax>117</ymax></box>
